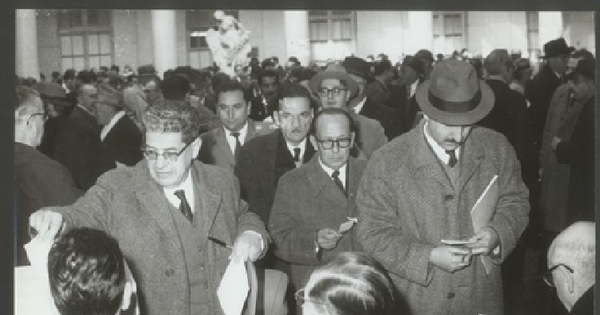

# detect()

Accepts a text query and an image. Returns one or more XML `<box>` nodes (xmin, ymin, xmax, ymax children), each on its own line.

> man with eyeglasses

<box><xmin>545</xmin><ymin>222</ymin><xmax>594</xmax><ymax>315</ymax></box>
<box><xmin>30</xmin><ymin>98</ymin><xmax>269</xmax><ymax>315</ymax></box>
<box><xmin>14</xmin><ymin>86</ymin><xmax>81</xmax><ymax>266</ymax></box>
<box><xmin>308</xmin><ymin>63</ymin><xmax>387</xmax><ymax>159</ymax></box>
<box><xmin>269</xmin><ymin>108</ymin><xmax>367</xmax><ymax>313</ymax></box>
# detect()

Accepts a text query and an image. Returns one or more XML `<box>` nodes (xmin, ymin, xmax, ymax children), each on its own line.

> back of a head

<box><xmin>215</xmin><ymin>78</ymin><xmax>247</xmax><ymax>100</ymax></box>
<box><xmin>484</xmin><ymin>49</ymin><xmax>512</xmax><ymax>76</ymax></box>
<box><xmin>549</xmin><ymin>222</ymin><xmax>596</xmax><ymax>289</ymax></box>
<box><xmin>47</xmin><ymin>227</ymin><xmax>125</xmax><ymax>315</ymax></box>
<box><xmin>373</xmin><ymin>59</ymin><xmax>392</xmax><ymax>77</ymax></box>
<box><xmin>304</xmin><ymin>252</ymin><xmax>398</xmax><ymax>315</ymax></box>
<box><xmin>161</xmin><ymin>73</ymin><xmax>192</xmax><ymax>100</ymax></box>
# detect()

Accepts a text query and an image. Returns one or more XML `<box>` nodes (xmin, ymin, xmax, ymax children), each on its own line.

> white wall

<box><xmin>466</xmin><ymin>11</ymin><xmax>528</xmax><ymax>57</ymax></box>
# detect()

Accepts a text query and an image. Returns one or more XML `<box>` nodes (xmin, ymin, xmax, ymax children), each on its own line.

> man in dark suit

<box><xmin>53</xmin><ymin>83</ymin><xmax>115</xmax><ymax>190</ymax></box>
<box><xmin>30</xmin><ymin>99</ymin><xmax>268</xmax><ymax>315</ymax></box>
<box><xmin>365</xmin><ymin>59</ymin><xmax>394</xmax><ymax>106</ymax></box>
<box><xmin>526</xmin><ymin>38</ymin><xmax>573</xmax><ymax>151</ymax></box>
<box><xmin>343</xmin><ymin>56</ymin><xmax>403</xmax><ymax>140</ymax></box>
<box><xmin>389</xmin><ymin>56</ymin><xmax>426</xmax><ymax>134</ymax></box>
<box><xmin>249</xmin><ymin>69</ymin><xmax>280</xmax><ymax>121</ymax></box>
<box><xmin>269</xmin><ymin>108</ymin><xmax>366</xmax><ymax>304</ymax></box>
<box><xmin>198</xmin><ymin>79</ymin><xmax>274</xmax><ymax>170</ymax></box>
<box><xmin>96</xmin><ymin>83</ymin><xmax>143</xmax><ymax>167</ymax></box>
<box><xmin>14</xmin><ymin>86</ymin><xmax>81</xmax><ymax>265</ymax></box>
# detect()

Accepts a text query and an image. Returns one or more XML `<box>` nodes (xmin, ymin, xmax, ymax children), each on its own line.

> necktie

<box><xmin>445</xmin><ymin>150</ymin><xmax>458</xmax><ymax>168</ymax></box>
<box><xmin>231</xmin><ymin>132</ymin><xmax>241</xmax><ymax>155</ymax></box>
<box><xmin>174</xmin><ymin>190</ymin><xmax>193</xmax><ymax>222</ymax></box>
<box><xmin>292</xmin><ymin>148</ymin><xmax>301</xmax><ymax>162</ymax></box>
<box><xmin>332</xmin><ymin>170</ymin><xmax>346</xmax><ymax>195</ymax></box>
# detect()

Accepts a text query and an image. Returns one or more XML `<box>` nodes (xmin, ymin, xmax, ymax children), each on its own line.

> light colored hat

<box><xmin>308</xmin><ymin>63</ymin><xmax>359</xmax><ymax>99</ymax></box>
<box><xmin>96</xmin><ymin>83</ymin><xmax>124</xmax><ymax>108</ymax></box>
<box><xmin>416</xmin><ymin>59</ymin><xmax>494</xmax><ymax>126</ymax></box>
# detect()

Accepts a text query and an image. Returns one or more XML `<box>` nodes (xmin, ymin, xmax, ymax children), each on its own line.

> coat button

<box><xmin>447</xmin><ymin>292</ymin><xmax>455</xmax><ymax>299</ymax></box>
<box><xmin>444</xmin><ymin>194</ymin><xmax>454</xmax><ymax>201</ymax></box>
<box><xmin>165</xmin><ymin>269</ymin><xmax>174</xmax><ymax>277</ymax></box>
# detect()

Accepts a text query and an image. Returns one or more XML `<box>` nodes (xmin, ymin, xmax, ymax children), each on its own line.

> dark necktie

<box><xmin>292</xmin><ymin>148</ymin><xmax>301</xmax><ymax>162</ymax></box>
<box><xmin>231</xmin><ymin>132</ymin><xmax>241</xmax><ymax>155</ymax></box>
<box><xmin>174</xmin><ymin>190</ymin><xmax>193</xmax><ymax>222</ymax></box>
<box><xmin>445</xmin><ymin>150</ymin><xmax>458</xmax><ymax>168</ymax></box>
<box><xmin>332</xmin><ymin>170</ymin><xmax>346</xmax><ymax>195</ymax></box>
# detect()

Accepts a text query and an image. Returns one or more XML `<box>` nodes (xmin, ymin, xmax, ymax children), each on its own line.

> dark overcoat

<box><xmin>356</xmin><ymin>122</ymin><xmax>530</xmax><ymax>315</ymax></box>
<box><xmin>102</xmin><ymin>114</ymin><xmax>143</xmax><ymax>166</ymax></box>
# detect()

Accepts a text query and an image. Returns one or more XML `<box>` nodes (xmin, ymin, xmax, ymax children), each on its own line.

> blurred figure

<box><xmin>365</xmin><ymin>59</ymin><xmax>394</xmax><ymax>107</ymax></box>
<box><xmin>414</xmin><ymin>49</ymin><xmax>435</xmax><ymax>79</ymax></box>
<box><xmin>389</xmin><ymin>56</ymin><xmax>425</xmax><ymax>133</ymax></box>
<box><xmin>510</xmin><ymin>58</ymin><xmax>534</xmax><ymax>96</ymax></box>
<box><xmin>48</xmin><ymin>227</ymin><xmax>137</xmax><ymax>315</ymax></box>
<box><xmin>546</xmin><ymin>222</ymin><xmax>595</xmax><ymax>315</ymax></box>
<box><xmin>299</xmin><ymin>252</ymin><xmax>399</xmax><ymax>315</ymax></box>
<box><xmin>250</xmin><ymin>69</ymin><xmax>280</xmax><ymax>121</ymax></box>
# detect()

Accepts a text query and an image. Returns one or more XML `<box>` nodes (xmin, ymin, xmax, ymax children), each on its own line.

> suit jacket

<box><xmin>249</xmin><ymin>96</ymin><xmax>276</xmax><ymax>121</ymax></box>
<box><xmin>365</xmin><ymin>79</ymin><xmax>391</xmax><ymax>107</ymax></box>
<box><xmin>358</xmin><ymin>97</ymin><xmax>403</xmax><ymax>140</ymax></box>
<box><xmin>351</xmin><ymin>112</ymin><xmax>388</xmax><ymax>159</ymax></box>
<box><xmin>235</xmin><ymin>130</ymin><xmax>315</xmax><ymax>225</ymax></box>
<box><xmin>526</xmin><ymin>64</ymin><xmax>565</xmax><ymax>147</ymax></box>
<box><xmin>102</xmin><ymin>114</ymin><xmax>143</xmax><ymax>166</ymax></box>
<box><xmin>52</xmin><ymin>160</ymin><xmax>268</xmax><ymax>315</ymax></box>
<box><xmin>198</xmin><ymin>120</ymin><xmax>273</xmax><ymax>170</ymax></box>
<box><xmin>53</xmin><ymin>106</ymin><xmax>115</xmax><ymax>190</ymax></box>
<box><xmin>14</xmin><ymin>143</ymin><xmax>82</xmax><ymax>265</ymax></box>
<box><xmin>269</xmin><ymin>156</ymin><xmax>367</xmax><ymax>289</ymax></box>
<box><xmin>356</xmin><ymin>121</ymin><xmax>529</xmax><ymax>315</ymax></box>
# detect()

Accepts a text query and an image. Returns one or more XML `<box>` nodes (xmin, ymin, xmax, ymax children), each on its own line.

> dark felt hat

<box><xmin>32</xmin><ymin>82</ymin><xmax>71</xmax><ymax>108</ymax></box>
<box><xmin>543</xmin><ymin>38</ymin><xmax>575</xmax><ymax>59</ymax></box>
<box><xmin>402</xmin><ymin>56</ymin><xmax>425</xmax><ymax>75</ymax></box>
<box><xmin>308</xmin><ymin>63</ymin><xmax>359</xmax><ymax>98</ymax></box>
<box><xmin>569</xmin><ymin>58</ymin><xmax>595</xmax><ymax>80</ymax></box>
<box><xmin>415</xmin><ymin>59</ymin><xmax>494</xmax><ymax>126</ymax></box>
<box><xmin>342</xmin><ymin>56</ymin><xmax>371</xmax><ymax>79</ymax></box>
<box><xmin>137</xmin><ymin>64</ymin><xmax>157</xmax><ymax>77</ymax></box>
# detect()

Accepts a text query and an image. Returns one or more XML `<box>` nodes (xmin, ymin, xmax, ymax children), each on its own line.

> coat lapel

<box><xmin>191</xmin><ymin>164</ymin><xmax>224</xmax><ymax>249</ymax></box>
<box><xmin>346</xmin><ymin>158</ymin><xmax>362</xmax><ymax>217</ymax></box>
<box><xmin>412</xmin><ymin>124</ymin><xmax>454</xmax><ymax>189</ymax></box>
<box><xmin>305</xmin><ymin>156</ymin><xmax>348</xmax><ymax>207</ymax></box>
<box><xmin>457</xmin><ymin>130</ymin><xmax>485</xmax><ymax>193</ymax></box>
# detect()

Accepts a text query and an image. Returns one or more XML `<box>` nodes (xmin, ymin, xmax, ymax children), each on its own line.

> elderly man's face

<box><xmin>217</xmin><ymin>90</ymin><xmax>250</xmax><ymax>132</ymax></box>
<box><xmin>318</xmin><ymin>78</ymin><xmax>350</xmax><ymax>109</ymax></box>
<box><xmin>143</xmin><ymin>80</ymin><xmax>162</xmax><ymax>105</ymax></box>
<box><xmin>95</xmin><ymin>102</ymin><xmax>117</xmax><ymax>126</ymax></box>
<box><xmin>276</xmin><ymin>97</ymin><xmax>313</xmax><ymax>146</ymax></box>
<box><xmin>78</xmin><ymin>85</ymin><xmax>98</xmax><ymax>112</ymax></box>
<box><xmin>310</xmin><ymin>113</ymin><xmax>354</xmax><ymax>170</ymax></box>
<box><xmin>426</xmin><ymin>117</ymin><xmax>473</xmax><ymax>151</ymax></box>
<box><xmin>569</xmin><ymin>73</ymin><xmax>595</xmax><ymax>103</ymax></box>
<box><xmin>549</xmin><ymin>55</ymin><xmax>570</xmax><ymax>75</ymax></box>
<box><xmin>145</xmin><ymin>132</ymin><xmax>200</xmax><ymax>188</ymax></box>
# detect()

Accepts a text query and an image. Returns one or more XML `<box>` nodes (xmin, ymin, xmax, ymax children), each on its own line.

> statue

<box><xmin>205</xmin><ymin>10</ymin><xmax>252</xmax><ymax>77</ymax></box>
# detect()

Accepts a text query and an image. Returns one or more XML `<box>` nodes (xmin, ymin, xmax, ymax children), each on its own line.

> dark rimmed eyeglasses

<box><xmin>142</xmin><ymin>138</ymin><xmax>196</xmax><ymax>162</ymax></box>
<box><xmin>317</xmin><ymin>87</ymin><xmax>347</xmax><ymax>97</ymax></box>
<box><xmin>294</xmin><ymin>288</ymin><xmax>324</xmax><ymax>307</ymax></box>
<box><xmin>543</xmin><ymin>263</ymin><xmax>574</xmax><ymax>288</ymax></box>
<box><xmin>27</xmin><ymin>112</ymin><xmax>48</xmax><ymax>124</ymax></box>
<box><xmin>314</xmin><ymin>137</ymin><xmax>352</xmax><ymax>150</ymax></box>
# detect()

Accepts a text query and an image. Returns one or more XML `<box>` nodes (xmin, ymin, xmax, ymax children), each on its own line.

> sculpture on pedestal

<box><xmin>205</xmin><ymin>10</ymin><xmax>252</xmax><ymax>77</ymax></box>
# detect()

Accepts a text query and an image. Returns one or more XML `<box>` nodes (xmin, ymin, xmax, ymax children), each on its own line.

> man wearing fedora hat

<box><xmin>356</xmin><ymin>59</ymin><xmax>529</xmax><ymax>315</ymax></box>
<box><xmin>96</xmin><ymin>84</ymin><xmax>143</xmax><ymax>167</ymax></box>
<box><xmin>308</xmin><ymin>63</ymin><xmax>387</xmax><ymax>159</ymax></box>
<box><xmin>526</xmin><ymin>37</ymin><xmax>574</xmax><ymax>152</ymax></box>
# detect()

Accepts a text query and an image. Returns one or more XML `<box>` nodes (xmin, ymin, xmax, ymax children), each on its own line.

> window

<box><xmin>186</xmin><ymin>10</ymin><xmax>239</xmax><ymax>68</ymax></box>
<box><xmin>58</xmin><ymin>10</ymin><xmax>113</xmax><ymax>71</ymax></box>
<box><xmin>526</xmin><ymin>12</ymin><xmax>540</xmax><ymax>59</ymax></box>
<box><xmin>432</xmin><ymin>12</ymin><xmax>465</xmax><ymax>55</ymax></box>
<box><xmin>309</xmin><ymin>10</ymin><xmax>355</xmax><ymax>62</ymax></box>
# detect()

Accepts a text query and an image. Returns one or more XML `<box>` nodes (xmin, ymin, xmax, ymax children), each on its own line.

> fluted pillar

<box><xmin>284</xmin><ymin>11</ymin><xmax>310</xmax><ymax>66</ymax></box>
<box><xmin>16</xmin><ymin>9</ymin><xmax>40</xmax><ymax>79</ymax></box>
<box><xmin>151</xmin><ymin>10</ymin><xmax>178</xmax><ymax>77</ymax></box>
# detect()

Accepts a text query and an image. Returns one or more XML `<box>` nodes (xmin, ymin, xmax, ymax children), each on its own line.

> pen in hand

<box><xmin>208</xmin><ymin>236</ymin><xmax>233</xmax><ymax>249</ymax></box>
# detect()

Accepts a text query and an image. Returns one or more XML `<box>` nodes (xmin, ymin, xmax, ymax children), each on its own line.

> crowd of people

<box><xmin>16</xmin><ymin>36</ymin><xmax>595</xmax><ymax>315</ymax></box>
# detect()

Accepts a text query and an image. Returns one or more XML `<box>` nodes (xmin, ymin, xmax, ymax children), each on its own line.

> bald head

<box><xmin>547</xmin><ymin>221</ymin><xmax>595</xmax><ymax>311</ymax></box>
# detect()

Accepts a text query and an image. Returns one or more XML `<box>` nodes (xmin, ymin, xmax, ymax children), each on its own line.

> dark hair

<box><xmin>276</xmin><ymin>82</ymin><xmax>314</xmax><ymax>111</ymax></box>
<box><xmin>143</xmin><ymin>99</ymin><xmax>207</xmax><ymax>142</ymax></box>
<box><xmin>161</xmin><ymin>73</ymin><xmax>192</xmax><ymax>100</ymax></box>
<box><xmin>310</xmin><ymin>107</ymin><xmax>357</xmax><ymax>136</ymax></box>
<box><xmin>305</xmin><ymin>252</ymin><xmax>398</xmax><ymax>315</ymax></box>
<box><xmin>48</xmin><ymin>228</ymin><xmax>125</xmax><ymax>315</ymax></box>
<box><xmin>110</xmin><ymin>65</ymin><xmax>120</xmax><ymax>72</ymax></box>
<box><xmin>258</xmin><ymin>69</ymin><xmax>279</xmax><ymax>84</ymax></box>
<box><xmin>76</xmin><ymin>70</ymin><xmax>95</xmax><ymax>85</ymax></box>
<box><xmin>373</xmin><ymin>60</ymin><xmax>392</xmax><ymax>76</ymax></box>
<box><xmin>215</xmin><ymin>78</ymin><xmax>248</xmax><ymax>102</ymax></box>
<box><xmin>63</xmin><ymin>69</ymin><xmax>76</xmax><ymax>81</ymax></box>
<box><xmin>211</xmin><ymin>72</ymin><xmax>232</xmax><ymax>92</ymax></box>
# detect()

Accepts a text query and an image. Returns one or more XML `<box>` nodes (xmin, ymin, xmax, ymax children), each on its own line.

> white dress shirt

<box><xmin>163</xmin><ymin>170</ymin><xmax>196</xmax><ymax>213</ymax></box>
<box><xmin>224</xmin><ymin>122</ymin><xmax>249</xmax><ymax>154</ymax></box>
<box><xmin>286</xmin><ymin>138</ymin><xmax>307</xmax><ymax>165</ymax></box>
<box><xmin>318</xmin><ymin>158</ymin><xmax>347</xmax><ymax>189</ymax></box>
<box><xmin>423</xmin><ymin>121</ymin><xmax>461</xmax><ymax>166</ymax></box>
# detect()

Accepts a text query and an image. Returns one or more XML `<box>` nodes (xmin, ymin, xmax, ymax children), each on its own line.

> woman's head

<box><xmin>300</xmin><ymin>252</ymin><xmax>397</xmax><ymax>315</ymax></box>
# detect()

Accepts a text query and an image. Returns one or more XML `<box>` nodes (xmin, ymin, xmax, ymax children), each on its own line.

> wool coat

<box><xmin>198</xmin><ymin>120</ymin><xmax>273</xmax><ymax>170</ymax></box>
<box><xmin>356</xmin><ymin>121</ymin><xmax>530</xmax><ymax>315</ymax></box>
<box><xmin>14</xmin><ymin>143</ymin><xmax>82</xmax><ymax>265</ymax></box>
<box><xmin>50</xmin><ymin>160</ymin><xmax>268</xmax><ymax>315</ymax></box>
<box><xmin>101</xmin><ymin>114</ymin><xmax>143</xmax><ymax>166</ymax></box>
<box><xmin>269</xmin><ymin>156</ymin><xmax>367</xmax><ymax>289</ymax></box>
<box><xmin>350</xmin><ymin>112</ymin><xmax>388</xmax><ymax>159</ymax></box>
<box><xmin>526</xmin><ymin>64</ymin><xmax>565</xmax><ymax>147</ymax></box>
<box><xmin>357</xmin><ymin>97</ymin><xmax>403</xmax><ymax>140</ymax></box>
<box><xmin>539</xmin><ymin>84</ymin><xmax>585</xmax><ymax>232</ymax></box>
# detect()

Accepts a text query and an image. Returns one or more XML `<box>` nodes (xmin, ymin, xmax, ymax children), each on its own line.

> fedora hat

<box><xmin>342</xmin><ymin>56</ymin><xmax>371</xmax><ymax>79</ymax></box>
<box><xmin>33</xmin><ymin>82</ymin><xmax>71</xmax><ymax>108</ymax></box>
<box><xmin>543</xmin><ymin>38</ymin><xmax>575</xmax><ymax>59</ymax></box>
<box><xmin>416</xmin><ymin>59</ymin><xmax>494</xmax><ymax>126</ymax></box>
<box><xmin>308</xmin><ymin>63</ymin><xmax>359</xmax><ymax>99</ymax></box>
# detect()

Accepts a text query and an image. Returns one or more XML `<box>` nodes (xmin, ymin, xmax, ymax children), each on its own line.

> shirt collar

<box><xmin>318</xmin><ymin>157</ymin><xmax>348</xmax><ymax>189</ymax></box>
<box><xmin>285</xmin><ymin>138</ymin><xmax>307</xmax><ymax>162</ymax></box>
<box><xmin>224</xmin><ymin>121</ymin><xmax>249</xmax><ymax>153</ymax></box>
<box><xmin>100</xmin><ymin>111</ymin><xmax>126</xmax><ymax>141</ymax></box>
<box><xmin>352</xmin><ymin>96</ymin><xmax>367</xmax><ymax>114</ymax></box>
<box><xmin>423</xmin><ymin>120</ymin><xmax>461</xmax><ymax>165</ymax></box>
<box><xmin>163</xmin><ymin>169</ymin><xmax>195</xmax><ymax>212</ymax></box>
<box><xmin>77</xmin><ymin>103</ymin><xmax>94</xmax><ymax>115</ymax></box>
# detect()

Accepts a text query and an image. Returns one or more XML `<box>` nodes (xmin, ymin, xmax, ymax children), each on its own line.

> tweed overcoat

<box><xmin>269</xmin><ymin>156</ymin><xmax>367</xmax><ymax>289</ymax></box>
<box><xmin>356</xmin><ymin>122</ymin><xmax>529</xmax><ymax>315</ymax></box>
<box><xmin>51</xmin><ymin>160</ymin><xmax>268</xmax><ymax>315</ymax></box>
<box><xmin>350</xmin><ymin>112</ymin><xmax>388</xmax><ymax>159</ymax></box>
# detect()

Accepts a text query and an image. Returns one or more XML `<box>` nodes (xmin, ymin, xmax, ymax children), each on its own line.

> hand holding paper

<box><xmin>466</xmin><ymin>226</ymin><xmax>500</xmax><ymax>256</ymax></box>
<box><xmin>217</xmin><ymin>259</ymin><xmax>249</xmax><ymax>315</ymax></box>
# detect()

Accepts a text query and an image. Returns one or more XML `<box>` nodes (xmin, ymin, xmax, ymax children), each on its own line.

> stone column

<box><xmin>151</xmin><ymin>10</ymin><xmax>178</xmax><ymax>78</ymax></box>
<box><xmin>538</xmin><ymin>12</ymin><xmax>564</xmax><ymax>49</ymax></box>
<box><xmin>406</xmin><ymin>11</ymin><xmax>433</xmax><ymax>55</ymax></box>
<box><xmin>16</xmin><ymin>9</ymin><xmax>40</xmax><ymax>80</ymax></box>
<box><xmin>284</xmin><ymin>11</ymin><xmax>310</xmax><ymax>66</ymax></box>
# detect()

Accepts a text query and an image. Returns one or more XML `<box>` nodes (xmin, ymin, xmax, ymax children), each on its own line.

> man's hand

<box><xmin>429</xmin><ymin>246</ymin><xmax>472</xmax><ymax>273</ymax></box>
<box><xmin>466</xmin><ymin>226</ymin><xmax>500</xmax><ymax>256</ymax></box>
<box><xmin>230</xmin><ymin>232</ymin><xmax>263</xmax><ymax>263</ymax></box>
<box><xmin>317</xmin><ymin>228</ymin><xmax>342</xmax><ymax>250</ymax></box>
<box><xmin>551</xmin><ymin>136</ymin><xmax>562</xmax><ymax>151</ymax></box>
<box><xmin>29</xmin><ymin>210</ymin><xmax>64</xmax><ymax>242</ymax></box>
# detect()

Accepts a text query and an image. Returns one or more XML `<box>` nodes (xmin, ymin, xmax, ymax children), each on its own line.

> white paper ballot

<box><xmin>217</xmin><ymin>259</ymin><xmax>250</xmax><ymax>315</ymax></box>
<box><xmin>18</xmin><ymin>237</ymin><xmax>59</xmax><ymax>315</ymax></box>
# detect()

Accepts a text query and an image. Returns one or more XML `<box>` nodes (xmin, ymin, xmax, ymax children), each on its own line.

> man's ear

<box><xmin>309</xmin><ymin>135</ymin><xmax>318</xmax><ymax>152</ymax></box>
<box><xmin>273</xmin><ymin>110</ymin><xmax>280</xmax><ymax>126</ymax></box>
<box><xmin>559</xmin><ymin>266</ymin><xmax>576</xmax><ymax>294</ymax></box>
<box><xmin>350</xmin><ymin>131</ymin><xmax>356</xmax><ymax>147</ymax></box>
<box><xmin>191</xmin><ymin>137</ymin><xmax>202</xmax><ymax>159</ymax></box>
